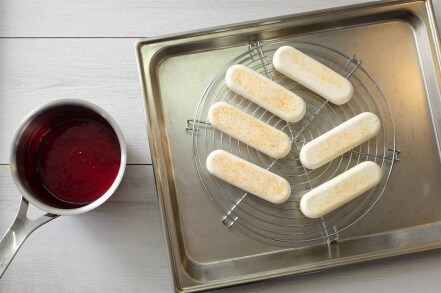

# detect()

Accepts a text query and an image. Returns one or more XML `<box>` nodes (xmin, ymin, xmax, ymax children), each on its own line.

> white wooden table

<box><xmin>1</xmin><ymin>1</ymin><xmax>440</xmax><ymax>292</ymax></box>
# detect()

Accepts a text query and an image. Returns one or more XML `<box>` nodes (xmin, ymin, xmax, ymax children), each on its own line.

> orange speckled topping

<box><xmin>286</xmin><ymin>49</ymin><xmax>345</xmax><ymax>89</ymax></box>
<box><xmin>209</xmin><ymin>102</ymin><xmax>291</xmax><ymax>158</ymax></box>
<box><xmin>209</xmin><ymin>150</ymin><xmax>290</xmax><ymax>201</ymax></box>
<box><xmin>302</xmin><ymin>113</ymin><xmax>380</xmax><ymax>167</ymax></box>
<box><xmin>231</xmin><ymin>67</ymin><xmax>302</xmax><ymax>113</ymax></box>
<box><xmin>310</xmin><ymin>173</ymin><xmax>369</xmax><ymax>212</ymax></box>
<box><xmin>300</xmin><ymin>162</ymin><xmax>382</xmax><ymax>218</ymax></box>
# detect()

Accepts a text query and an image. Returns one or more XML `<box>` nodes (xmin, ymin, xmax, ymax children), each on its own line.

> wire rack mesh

<box><xmin>188</xmin><ymin>40</ymin><xmax>398</xmax><ymax>246</ymax></box>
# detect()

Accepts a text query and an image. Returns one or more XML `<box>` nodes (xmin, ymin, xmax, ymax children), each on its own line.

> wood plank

<box><xmin>0</xmin><ymin>164</ymin><xmax>173</xmax><ymax>292</ymax></box>
<box><xmin>0</xmin><ymin>38</ymin><xmax>151</xmax><ymax>164</ymax></box>
<box><xmin>0</xmin><ymin>0</ymin><xmax>441</xmax><ymax>292</ymax></box>
<box><xmin>214</xmin><ymin>250</ymin><xmax>441</xmax><ymax>293</ymax></box>
<box><xmin>0</xmin><ymin>0</ymin><xmax>374</xmax><ymax>37</ymax></box>
<box><xmin>0</xmin><ymin>163</ymin><xmax>440</xmax><ymax>291</ymax></box>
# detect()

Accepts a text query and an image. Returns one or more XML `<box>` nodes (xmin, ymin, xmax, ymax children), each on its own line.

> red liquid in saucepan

<box><xmin>36</xmin><ymin>118</ymin><xmax>121</xmax><ymax>204</ymax></box>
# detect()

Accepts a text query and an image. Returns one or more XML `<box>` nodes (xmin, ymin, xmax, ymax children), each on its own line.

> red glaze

<box><xmin>36</xmin><ymin>119</ymin><xmax>121</xmax><ymax>204</ymax></box>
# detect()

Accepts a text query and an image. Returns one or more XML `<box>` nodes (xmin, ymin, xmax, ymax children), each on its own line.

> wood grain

<box><xmin>0</xmin><ymin>164</ymin><xmax>439</xmax><ymax>292</ymax></box>
<box><xmin>0</xmin><ymin>0</ymin><xmax>371</xmax><ymax>37</ymax></box>
<box><xmin>0</xmin><ymin>38</ymin><xmax>150</xmax><ymax>164</ymax></box>
<box><xmin>0</xmin><ymin>165</ymin><xmax>173</xmax><ymax>292</ymax></box>
<box><xmin>2</xmin><ymin>0</ymin><xmax>439</xmax><ymax>38</ymax></box>
<box><xmin>0</xmin><ymin>0</ymin><xmax>440</xmax><ymax>292</ymax></box>
<box><xmin>215</xmin><ymin>249</ymin><xmax>441</xmax><ymax>293</ymax></box>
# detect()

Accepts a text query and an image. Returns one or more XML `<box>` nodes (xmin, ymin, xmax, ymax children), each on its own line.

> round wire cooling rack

<box><xmin>188</xmin><ymin>40</ymin><xmax>399</xmax><ymax>246</ymax></box>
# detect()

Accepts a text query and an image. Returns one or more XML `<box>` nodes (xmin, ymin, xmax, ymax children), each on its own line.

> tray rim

<box><xmin>135</xmin><ymin>0</ymin><xmax>441</xmax><ymax>292</ymax></box>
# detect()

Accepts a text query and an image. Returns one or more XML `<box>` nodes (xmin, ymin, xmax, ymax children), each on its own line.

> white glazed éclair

<box><xmin>300</xmin><ymin>112</ymin><xmax>381</xmax><ymax>169</ymax></box>
<box><xmin>273</xmin><ymin>46</ymin><xmax>353</xmax><ymax>105</ymax></box>
<box><xmin>208</xmin><ymin>102</ymin><xmax>291</xmax><ymax>159</ymax></box>
<box><xmin>206</xmin><ymin>150</ymin><xmax>291</xmax><ymax>204</ymax></box>
<box><xmin>300</xmin><ymin>161</ymin><xmax>382</xmax><ymax>218</ymax></box>
<box><xmin>225</xmin><ymin>64</ymin><xmax>306</xmax><ymax>123</ymax></box>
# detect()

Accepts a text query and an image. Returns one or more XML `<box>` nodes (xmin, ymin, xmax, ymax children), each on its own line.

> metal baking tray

<box><xmin>135</xmin><ymin>0</ymin><xmax>441</xmax><ymax>292</ymax></box>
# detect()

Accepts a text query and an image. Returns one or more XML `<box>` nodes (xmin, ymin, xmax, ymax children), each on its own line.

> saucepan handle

<box><xmin>0</xmin><ymin>197</ymin><xmax>58</xmax><ymax>278</ymax></box>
